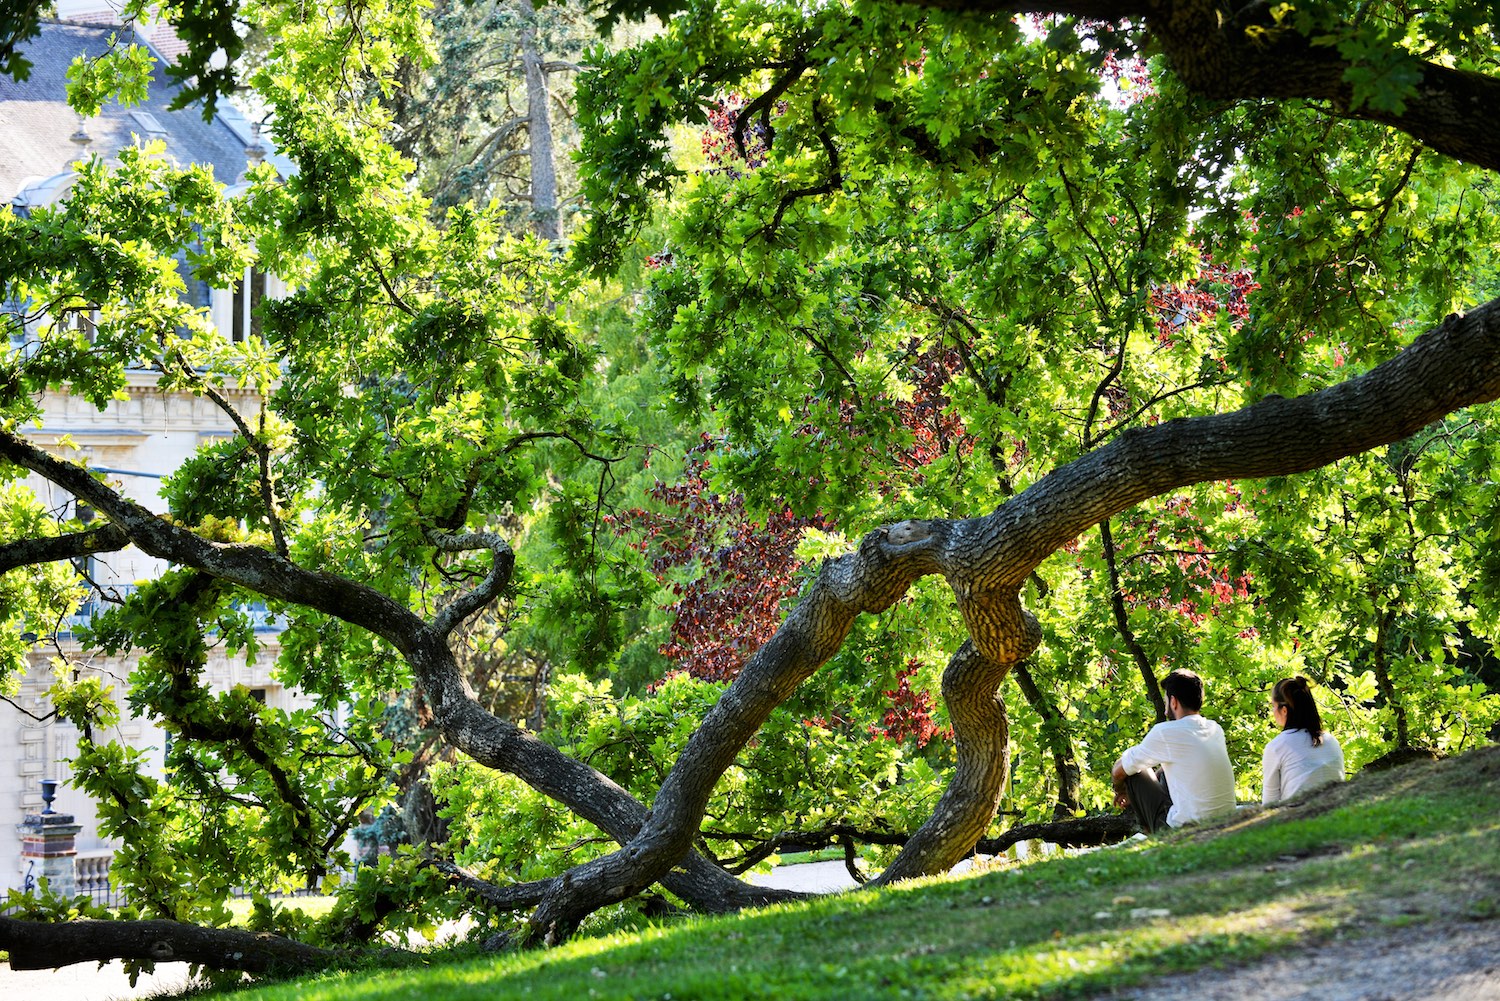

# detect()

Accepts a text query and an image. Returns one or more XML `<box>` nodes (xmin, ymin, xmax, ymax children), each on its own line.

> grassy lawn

<box><xmin>202</xmin><ymin>746</ymin><xmax>1498</xmax><ymax>1001</ymax></box>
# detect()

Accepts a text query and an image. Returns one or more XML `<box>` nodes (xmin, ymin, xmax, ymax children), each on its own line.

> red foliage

<box><xmin>893</xmin><ymin>341</ymin><xmax>975</xmax><ymax>470</ymax></box>
<box><xmin>1149</xmin><ymin>258</ymin><xmax>1259</xmax><ymax>347</ymax></box>
<box><xmin>868</xmin><ymin>660</ymin><xmax>951</xmax><ymax>747</ymax></box>
<box><xmin>700</xmin><ymin>95</ymin><xmax>784</xmax><ymax>179</ymax></box>
<box><xmin>1117</xmin><ymin>485</ymin><xmax>1256</xmax><ymax>629</ymax></box>
<box><xmin>791</xmin><ymin>339</ymin><xmax>976</xmax><ymax>493</ymax></box>
<box><xmin>1099</xmin><ymin>50</ymin><xmax>1155</xmax><ymax>104</ymax></box>
<box><xmin>616</xmin><ymin>437</ymin><xmax>833</xmax><ymax>681</ymax></box>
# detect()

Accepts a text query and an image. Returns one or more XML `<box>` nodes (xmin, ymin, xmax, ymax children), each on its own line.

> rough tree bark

<box><xmin>5</xmin><ymin>0</ymin><xmax>1500</xmax><ymax>966</ymax></box>
<box><xmin>0</xmin><ymin>432</ymin><xmax>802</xmax><ymax>957</ymax></box>
<box><xmin>918</xmin><ymin>0</ymin><xmax>1500</xmax><ymax>174</ymax></box>
<box><xmin>518</xmin><ymin>0</ymin><xmax>560</xmax><ymax>241</ymax></box>
<box><xmin>3</xmin><ymin>296</ymin><xmax>1498</xmax><ymax>956</ymax></box>
<box><xmin>975</xmin><ymin>812</ymin><xmax>1137</xmax><ymax>853</ymax></box>
<box><xmin>874</xmin><ymin>640</ymin><xmax>1014</xmax><ymax>884</ymax></box>
<box><xmin>0</xmin><ymin>915</ymin><xmax>337</xmax><ymax>974</ymax></box>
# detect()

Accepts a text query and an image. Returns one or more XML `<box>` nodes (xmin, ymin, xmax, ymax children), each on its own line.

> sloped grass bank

<box><xmin>227</xmin><ymin>746</ymin><xmax>1499</xmax><ymax>1001</ymax></box>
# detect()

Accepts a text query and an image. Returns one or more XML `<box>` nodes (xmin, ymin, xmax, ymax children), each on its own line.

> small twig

<box><xmin>0</xmin><ymin>695</ymin><xmax>58</xmax><ymax>724</ymax></box>
<box><xmin>501</xmin><ymin>429</ymin><xmax>622</xmax><ymax>465</ymax></box>
<box><xmin>365</xmin><ymin>251</ymin><xmax>418</xmax><ymax>317</ymax></box>
<box><xmin>171</xmin><ymin>349</ymin><xmax>289</xmax><ymax>558</ymax></box>
<box><xmin>1119</xmin><ymin>546</ymin><xmax>1224</xmax><ymax>567</ymax></box>
<box><xmin>1091</xmin><ymin>375</ymin><xmax>1225</xmax><ymax>444</ymax></box>
<box><xmin>798</xmin><ymin>324</ymin><xmax>862</xmax><ymax>407</ymax></box>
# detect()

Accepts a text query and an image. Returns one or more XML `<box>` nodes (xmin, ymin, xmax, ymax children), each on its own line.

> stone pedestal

<box><xmin>17</xmin><ymin>811</ymin><xmax>82</xmax><ymax>898</ymax></box>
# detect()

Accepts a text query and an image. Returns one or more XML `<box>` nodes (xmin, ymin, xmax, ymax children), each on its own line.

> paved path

<box><xmin>0</xmin><ymin>959</ymin><xmax>198</xmax><ymax>1001</ymax></box>
<box><xmin>1102</xmin><ymin>919</ymin><xmax>1500</xmax><ymax>1001</ymax></box>
<box><xmin>745</xmin><ymin>858</ymin><xmax>860</xmax><ymax>893</ymax></box>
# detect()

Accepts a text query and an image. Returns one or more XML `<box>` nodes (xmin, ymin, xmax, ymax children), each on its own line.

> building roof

<box><xmin>0</xmin><ymin>21</ymin><xmax>255</xmax><ymax>203</ymax></box>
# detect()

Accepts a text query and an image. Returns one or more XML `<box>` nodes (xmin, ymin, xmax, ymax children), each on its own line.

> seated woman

<box><xmin>1262</xmin><ymin>676</ymin><xmax>1346</xmax><ymax>805</ymax></box>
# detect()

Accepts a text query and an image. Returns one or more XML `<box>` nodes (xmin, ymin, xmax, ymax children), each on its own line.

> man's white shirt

<box><xmin>1120</xmin><ymin>715</ymin><xmax>1237</xmax><ymax>827</ymax></box>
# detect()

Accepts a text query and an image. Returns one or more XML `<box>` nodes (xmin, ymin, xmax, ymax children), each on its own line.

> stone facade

<box><xmin>0</xmin><ymin>377</ymin><xmax>293</xmax><ymax>893</ymax></box>
<box><xmin>1</xmin><ymin>18</ymin><xmax>299</xmax><ymax>897</ymax></box>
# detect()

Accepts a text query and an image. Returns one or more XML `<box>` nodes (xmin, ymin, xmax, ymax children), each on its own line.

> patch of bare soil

<box><xmin>1100</xmin><ymin>918</ymin><xmax>1500</xmax><ymax>1001</ymax></box>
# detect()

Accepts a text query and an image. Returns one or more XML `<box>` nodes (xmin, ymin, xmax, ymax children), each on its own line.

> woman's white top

<box><xmin>1262</xmin><ymin>729</ymin><xmax>1345</xmax><ymax>805</ymax></box>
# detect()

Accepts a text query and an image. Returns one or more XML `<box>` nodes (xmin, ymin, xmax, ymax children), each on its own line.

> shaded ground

<box><xmin>1102</xmin><ymin>918</ymin><xmax>1500</xmax><ymax>1001</ymax></box>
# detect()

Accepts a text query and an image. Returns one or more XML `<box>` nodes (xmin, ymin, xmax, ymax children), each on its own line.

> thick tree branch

<box><xmin>875</xmin><ymin>640</ymin><xmax>1013</xmax><ymax>884</ymax></box>
<box><xmin>526</xmin><ymin>294</ymin><xmax>1500</xmax><ymax>941</ymax></box>
<box><xmin>428</xmin><ymin>529</ymin><xmax>516</xmax><ymax>637</ymax></box>
<box><xmin>0</xmin><ymin>524</ymin><xmax>128</xmax><ymax>574</ymax></box>
<box><xmin>524</xmin><ymin>519</ymin><xmax>949</xmax><ymax>942</ymax></box>
<box><xmin>0</xmin><ymin>915</ymin><xmax>340</xmax><ymax>974</ymax></box>
<box><xmin>975</xmin><ymin>812</ymin><xmax>1137</xmax><ymax>853</ymax></box>
<box><xmin>0</xmin><ymin>429</ymin><xmax>798</xmax><ymax>927</ymax></box>
<box><xmin>972</xmin><ymin>298</ymin><xmax>1500</xmax><ymax>594</ymax></box>
<box><xmin>903</xmin><ymin>0</ymin><xmax>1500</xmax><ymax>173</ymax></box>
<box><xmin>427</xmin><ymin>859</ymin><xmax>554</xmax><ymax>911</ymax></box>
<box><xmin>733</xmin><ymin>54</ymin><xmax>810</xmax><ymax>161</ymax></box>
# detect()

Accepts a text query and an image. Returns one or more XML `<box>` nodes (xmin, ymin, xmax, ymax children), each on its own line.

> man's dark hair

<box><xmin>1161</xmin><ymin>669</ymin><xmax>1205</xmax><ymax>712</ymax></box>
<box><xmin>1273</xmin><ymin>676</ymin><xmax>1325</xmax><ymax>746</ymax></box>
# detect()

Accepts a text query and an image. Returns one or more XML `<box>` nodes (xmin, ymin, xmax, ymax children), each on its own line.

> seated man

<box><xmin>1111</xmin><ymin>669</ymin><xmax>1237</xmax><ymax>833</ymax></box>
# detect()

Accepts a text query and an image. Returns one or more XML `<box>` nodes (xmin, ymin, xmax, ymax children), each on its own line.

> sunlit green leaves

<box><xmin>64</xmin><ymin>36</ymin><xmax>155</xmax><ymax>115</ymax></box>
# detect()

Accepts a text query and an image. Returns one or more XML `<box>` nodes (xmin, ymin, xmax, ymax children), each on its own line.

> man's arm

<box><xmin>1113</xmin><ymin>724</ymin><xmax>1168</xmax><ymax>809</ymax></box>
<box><xmin>1111</xmin><ymin>759</ymin><xmax>1130</xmax><ymax>809</ymax></box>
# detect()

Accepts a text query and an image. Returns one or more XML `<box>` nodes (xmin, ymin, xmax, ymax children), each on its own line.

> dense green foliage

<box><xmin>572</xmin><ymin>0</ymin><xmax>1500</xmax><ymax>813</ymax></box>
<box><xmin>433</xmin><ymin>671</ymin><xmax>937</xmax><ymax>878</ymax></box>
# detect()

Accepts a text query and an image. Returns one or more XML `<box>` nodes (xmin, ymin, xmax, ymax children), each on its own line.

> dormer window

<box><xmin>128</xmin><ymin>110</ymin><xmax>169</xmax><ymax>139</ymax></box>
<box><xmin>65</xmin><ymin>307</ymin><xmax>99</xmax><ymax>343</ymax></box>
<box><xmin>211</xmin><ymin>266</ymin><xmax>280</xmax><ymax>343</ymax></box>
<box><xmin>232</xmin><ymin>268</ymin><xmax>266</xmax><ymax>342</ymax></box>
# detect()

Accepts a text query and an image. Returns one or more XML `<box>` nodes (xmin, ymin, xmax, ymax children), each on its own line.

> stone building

<box><xmin>1</xmin><ymin>14</ymin><xmax>293</xmax><ymax>894</ymax></box>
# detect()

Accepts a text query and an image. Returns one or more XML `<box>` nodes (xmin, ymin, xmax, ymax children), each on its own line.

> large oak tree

<box><xmin>1</xmin><ymin>0</ymin><xmax>1498</xmax><ymax>971</ymax></box>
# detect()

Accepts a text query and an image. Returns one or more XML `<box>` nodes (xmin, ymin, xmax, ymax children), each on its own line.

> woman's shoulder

<box><xmin>1268</xmin><ymin>729</ymin><xmax>1314</xmax><ymax>750</ymax></box>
